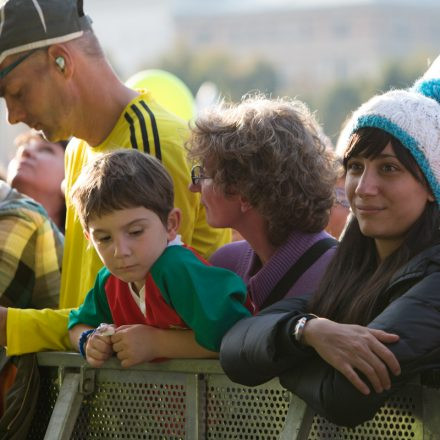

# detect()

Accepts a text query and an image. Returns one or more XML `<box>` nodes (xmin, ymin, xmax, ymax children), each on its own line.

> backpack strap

<box><xmin>260</xmin><ymin>237</ymin><xmax>337</xmax><ymax>310</ymax></box>
<box><xmin>0</xmin><ymin>348</ymin><xmax>9</xmax><ymax>371</ymax></box>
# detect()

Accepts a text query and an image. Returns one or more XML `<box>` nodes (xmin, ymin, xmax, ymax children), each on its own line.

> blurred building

<box><xmin>174</xmin><ymin>1</ymin><xmax>440</xmax><ymax>92</ymax></box>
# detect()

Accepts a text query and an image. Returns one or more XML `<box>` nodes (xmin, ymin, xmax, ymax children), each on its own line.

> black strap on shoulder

<box><xmin>260</xmin><ymin>237</ymin><xmax>337</xmax><ymax>310</ymax></box>
<box><xmin>0</xmin><ymin>347</ymin><xmax>9</xmax><ymax>371</ymax></box>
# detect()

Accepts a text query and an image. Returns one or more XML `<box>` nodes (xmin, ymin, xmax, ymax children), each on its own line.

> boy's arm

<box><xmin>111</xmin><ymin>325</ymin><xmax>217</xmax><ymax>368</ymax></box>
<box><xmin>69</xmin><ymin>323</ymin><xmax>93</xmax><ymax>353</ymax></box>
<box><xmin>152</xmin><ymin>247</ymin><xmax>252</xmax><ymax>352</ymax></box>
<box><xmin>67</xmin><ymin>269</ymin><xmax>114</xmax><ymax>331</ymax></box>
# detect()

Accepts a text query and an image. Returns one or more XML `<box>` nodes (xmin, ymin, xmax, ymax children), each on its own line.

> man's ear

<box><xmin>47</xmin><ymin>45</ymin><xmax>73</xmax><ymax>78</ymax></box>
<box><xmin>84</xmin><ymin>229</ymin><xmax>90</xmax><ymax>241</ymax></box>
<box><xmin>166</xmin><ymin>208</ymin><xmax>181</xmax><ymax>241</ymax></box>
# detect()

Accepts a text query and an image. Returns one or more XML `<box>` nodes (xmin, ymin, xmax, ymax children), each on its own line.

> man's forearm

<box><xmin>6</xmin><ymin>308</ymin><xmax>73</xmax><ymax>355</ymax></box>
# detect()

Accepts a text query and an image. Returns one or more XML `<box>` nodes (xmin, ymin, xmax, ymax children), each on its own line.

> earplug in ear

<box><xmin>55</xmin><ymin>56</ymin><xmax>65</xmax><ymax>72</ymax></box>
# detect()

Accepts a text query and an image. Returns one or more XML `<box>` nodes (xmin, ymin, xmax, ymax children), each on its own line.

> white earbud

<box><xmin>55</xmin><ymin>56</ymin><xmax>65</xmax><ymax>72</ymax></box>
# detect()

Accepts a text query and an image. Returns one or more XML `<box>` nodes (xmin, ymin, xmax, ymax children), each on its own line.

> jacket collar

<box><xmin>388</xmin><ymin>243</ymin><xmax>440</xmax><ymax>290</ymax></box>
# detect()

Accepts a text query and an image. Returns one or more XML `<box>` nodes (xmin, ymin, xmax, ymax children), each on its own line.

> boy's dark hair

<box><xmin>70</xmin><ymin>149</ymin><xmax>174</xmax><ymax>230</ymax></box>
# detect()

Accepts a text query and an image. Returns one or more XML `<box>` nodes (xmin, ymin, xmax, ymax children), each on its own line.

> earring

<box><xmin>55</xmin><ymin>56</ymin><xmax>65</xmax><ymax>72</ymax></box>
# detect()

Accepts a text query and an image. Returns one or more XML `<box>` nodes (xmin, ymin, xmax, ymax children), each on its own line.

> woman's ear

<box><xmin>166</xmin><ymin>208</ymin><xmax>182</xmax><ymax>241</ymax></box>
<box><xmin>83</xmin><ymin>229</ymin><xmax>90</xmax><ymax>241</ymax></box>
<box><xmin>239</xmin><ymin>196</ymin><xmax>252</xmax><ymax>213</ymax></box>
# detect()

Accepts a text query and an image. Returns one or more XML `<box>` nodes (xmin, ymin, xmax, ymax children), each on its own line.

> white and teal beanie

<box><xmin>337</xmin><ymin>55</ymin><xmax>440</xmax><ymax>205</ymax></box>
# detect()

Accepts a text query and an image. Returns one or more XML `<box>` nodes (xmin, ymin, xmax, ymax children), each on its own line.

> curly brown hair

<box><xmin>187</xmin><ymin>95</ymin><xmax>337</xmax><ymax>246</ymax></box>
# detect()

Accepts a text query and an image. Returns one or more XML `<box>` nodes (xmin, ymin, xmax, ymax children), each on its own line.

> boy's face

<box><xmin>86</xmin><ymin>206</ymin><xmax>179</xmax><ymax>291</ymax></box>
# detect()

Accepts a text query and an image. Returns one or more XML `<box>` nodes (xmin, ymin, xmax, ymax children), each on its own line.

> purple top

<box><xmin>210</xmin><ymin>230</ymin><xmax>336</xmax><ymax>310</ymax></box>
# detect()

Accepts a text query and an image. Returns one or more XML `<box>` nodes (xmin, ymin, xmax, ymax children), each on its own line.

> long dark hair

<box><xmin>308</xmin><ymin>128</ymin><xmax>440</xmax><ymax>325</ymax></box>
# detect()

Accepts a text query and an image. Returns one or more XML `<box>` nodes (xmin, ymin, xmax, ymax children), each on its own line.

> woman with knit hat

<box><xmin>220</xmin><ymin>56</ymin><xmax>440</xmax><ymax>428</ymax></box>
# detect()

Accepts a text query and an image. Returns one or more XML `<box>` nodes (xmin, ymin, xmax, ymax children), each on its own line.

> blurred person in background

<box><xmin>320</xmin><ymin>131</ymin><xmax>351</xmax><ymax>240</ymax></box>
<box><xmin>7</xmin><ymin>130</ymin><xmax>67</xmax><ymax>232</ymax></box>
<box><xmin>326</xmin><ymin>161</ymin><xmax>350</xmax><ymax>239</ymax></box>
<box><xmin>0</xmin><ymin>179</ymin><xmax>63</xmax><ymax>309</ymax></box>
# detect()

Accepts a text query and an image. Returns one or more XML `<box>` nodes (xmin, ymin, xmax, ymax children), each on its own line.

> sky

<box><xmin>174</xmin><ymin>0</ymin><xmax>437</xmax><ymax>14</ymax></box>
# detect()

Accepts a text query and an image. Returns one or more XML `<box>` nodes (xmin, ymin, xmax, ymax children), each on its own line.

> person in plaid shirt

<box><xmin>0</xmin><ymin>180</ymin><xmax>63</xmax><ymax>309</ymax></box>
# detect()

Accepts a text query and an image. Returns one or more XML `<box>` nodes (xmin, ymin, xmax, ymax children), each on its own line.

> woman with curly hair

<box><xmin>187</xmin><ymin>95</ymin><xmax>338</xmax><ymax>310</ymax></box>
<box><xmin>220</xmin><ymin>57</ymin><xmax>440</xmax><ymax>427</ymax></box>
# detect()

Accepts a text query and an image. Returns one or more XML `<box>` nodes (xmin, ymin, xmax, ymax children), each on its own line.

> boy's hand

<box><xmin>111</xmin><ymin>324</ymin><xmax>160</xmax><ymax>367</ymax></box>
<box><xmin>85</xmin><ymin>332</ymin><xmax>114</xmax><ymax>368</ymax></box>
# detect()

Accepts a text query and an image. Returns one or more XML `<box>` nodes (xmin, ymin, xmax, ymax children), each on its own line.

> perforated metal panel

<box><xmin>205</xmin><ymin>375</ymin><xmax>290</xmax><ymax>439</ymax></box>
<box><xmin>308</xmin><ymin>389</ymin><xmax>423</xmax><ymax>439</ymax></box>
<box><xmin>71</xmin><ymin>370</ymin><xmax>189</xmax><ymax>439</ymax></box>
<box><xmin>30</xmin><ymin>355</ymin><xmax>440</xmax><ymax>440</ymax></box>
<box><xmin>27</xmin><ymin>366</ymin><xmax>60</xmax><ymax>440</ymax></box>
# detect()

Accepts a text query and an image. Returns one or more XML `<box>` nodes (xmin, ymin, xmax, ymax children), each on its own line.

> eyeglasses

<box><xmin>334</xmin><ymin>187</ymin><xmax>350</xmax><ymax>209</ymax></box>
<box><xmin>0</xmin><ymin>49</ymin><xmax>41</xmax><ymax>80</ymax></box>
<box><xmin>191</xmin><ymin>165</ymin><xmax>211</xmax><ymax>185</ymax></box>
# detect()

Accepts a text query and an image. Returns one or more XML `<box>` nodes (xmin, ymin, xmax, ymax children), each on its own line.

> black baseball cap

<box><xmin>0</xmin><ymin>0</ymin><xmax>93</xmax><ymax>65</ymax></box>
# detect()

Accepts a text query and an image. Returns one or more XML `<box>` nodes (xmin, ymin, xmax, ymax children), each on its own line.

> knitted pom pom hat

<box><xmin>337</xmin><ymin>55</ymin><xmax>440</xmax><ymax>205</ymax></box>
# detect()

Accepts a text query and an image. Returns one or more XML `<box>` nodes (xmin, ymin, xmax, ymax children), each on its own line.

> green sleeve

<box><xmin>68</xmin><ymin>268</ymin><xmax>113</xmax><ymax>329</ymax></box>
<box><xmin>151</xmin><ymin>246</ymin><xmax>251</xmax><ymax>351</ymax></box>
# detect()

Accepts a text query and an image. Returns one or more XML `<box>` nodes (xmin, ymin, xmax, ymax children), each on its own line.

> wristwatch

<box><xmin>293</xmin><ymin>314</ymin><xmax>318</xmax><ymax>343</ymax></box>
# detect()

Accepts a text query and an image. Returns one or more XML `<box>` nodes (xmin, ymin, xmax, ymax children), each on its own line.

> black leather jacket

<box><xmin>220</xmin><ymin>244</ymin><xmax>440</xmax><ymax>427</ymax></box>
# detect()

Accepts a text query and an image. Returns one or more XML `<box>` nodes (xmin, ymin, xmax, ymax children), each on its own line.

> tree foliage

<box><xmin>154</xmin><ymin>45</ymin><xmax>279</xmax><ymax>101</ymax></box>
<box><xmin>310</xmin><ymin>56</ymin><xmax>430</xmax><ymax>144</ymax></box>
<box><xmin>147</xmin><ymin>46</ymin><xmax>429</xmax><ymax>145</ymax></box>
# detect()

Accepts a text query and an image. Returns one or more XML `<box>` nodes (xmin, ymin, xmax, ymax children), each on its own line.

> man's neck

<box><xmin>74</xmin><ymin>65</ymin><xmax>139</xmax><ymax>146</ymax></box>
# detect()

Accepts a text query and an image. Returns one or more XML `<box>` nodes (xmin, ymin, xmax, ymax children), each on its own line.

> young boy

<box><xmin>68</xmin><ymin>149</ymin><xmax>253</xmax><ymax>368</ymax></box>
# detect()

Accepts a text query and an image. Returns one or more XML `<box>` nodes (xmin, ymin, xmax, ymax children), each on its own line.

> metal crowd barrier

<box><xmin>29</xmin><ymin>352</ymin><xmax>440</xmax><ymax>439</ymax></box>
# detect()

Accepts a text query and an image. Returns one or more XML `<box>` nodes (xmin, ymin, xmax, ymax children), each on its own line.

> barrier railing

<box><xmin>29</xmin><ymin>352</ymin><xmax>440</xmax><ymax>439</ymax></box>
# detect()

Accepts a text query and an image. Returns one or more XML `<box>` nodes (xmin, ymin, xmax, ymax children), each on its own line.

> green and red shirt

<box><xmin>68</xmin><ymin>244</ymin><xmax>253</xmax><ymax>351</ymax></box>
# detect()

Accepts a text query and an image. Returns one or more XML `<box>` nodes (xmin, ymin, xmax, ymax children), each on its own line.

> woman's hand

<box><xmin>302</xmin><ymin>318</ymin><xmax>401</xmax><ymax>395</ymax></box>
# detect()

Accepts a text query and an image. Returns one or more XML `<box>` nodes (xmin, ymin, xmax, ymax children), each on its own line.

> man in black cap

<box><xmin>0</xmin><ymin>0</ymin><xmax>230</xmax><ymax>356</ymax></box>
